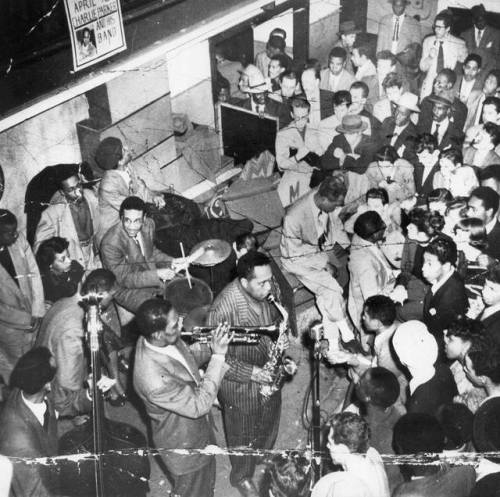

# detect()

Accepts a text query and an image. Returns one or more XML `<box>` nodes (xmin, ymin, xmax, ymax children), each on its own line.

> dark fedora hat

<box><xmin>338</xmin><ymin>20</ymin><xmax>361</xmax><ymax>35</ymax></box>
<box><xmin>428</xmin><ymin>92</ymin><xmax>453</xmax><ymax>108</ymax></box>
<box><xmin>336</xmin><ymin>114</ymin><xmax>368</xmax><ymax>134</ymax></box>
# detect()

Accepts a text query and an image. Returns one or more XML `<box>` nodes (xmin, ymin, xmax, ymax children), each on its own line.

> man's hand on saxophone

<box><xmin>251</xmin><ymin>366</ymin><xmax>273</xmax><ymax>385</ymax></box>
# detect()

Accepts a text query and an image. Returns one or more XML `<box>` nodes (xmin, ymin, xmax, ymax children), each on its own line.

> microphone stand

<box><xmin>310</xmin><ymin>323</ymin><xmax>323</xmax><ymax>484</ymax></box>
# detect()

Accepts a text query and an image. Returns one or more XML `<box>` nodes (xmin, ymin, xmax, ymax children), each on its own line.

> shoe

<box><xmin>235</xmin><ymin>478</ymin><xmax>259</xmax><ymax>497</ymax></box>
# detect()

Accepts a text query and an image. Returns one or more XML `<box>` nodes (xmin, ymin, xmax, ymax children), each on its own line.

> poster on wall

<box><xmin>63</xmin><ymin>0</ymin><xmax>127</xmax><ymax>72</ymax></box>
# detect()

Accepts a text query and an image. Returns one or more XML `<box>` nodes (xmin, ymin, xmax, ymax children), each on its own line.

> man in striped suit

<box><xmin>207</xmin><ymin>251</ymin><xmax>284</xmax><ymax>497</ymax></box>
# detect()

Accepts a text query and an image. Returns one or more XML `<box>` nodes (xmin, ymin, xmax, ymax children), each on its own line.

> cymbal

<box><xmin>190</xmin><ymin>239</ymin><xmax>231</xmax><ymax>266</ymax></box>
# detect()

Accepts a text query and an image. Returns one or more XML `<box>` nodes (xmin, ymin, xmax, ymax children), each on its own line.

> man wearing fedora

<box><xmin>376</xmin><ymin>0</ymin><xmax>422</xmax><ymax>55</ymax></box>
<box><xmin>418</xmin><ymin>69</ymin><xmax>467</xmax><ymax>133</ymax></box>
<box><xmin>320</xmin><ymin>113</ymin><xmax>378</xmax><ymax>178</ymax></box>
<box><xmin>381</xmin><ymin>92</ymin><xmax>420</xmax><ymax>159</ymax></box>
<box><xmin>333</xmin><ymin>21</ymin><xmax>360</xmax><ymax>75</ymax></box>
<box><xmin>320</xmin><ymin>46</ymin><xmax>356</xmax><ymax>93</ymax></box>
<box><xmin>418</xmin><ymin>91</ymin><xmax>464</xmax><ymax>151</ymax></box>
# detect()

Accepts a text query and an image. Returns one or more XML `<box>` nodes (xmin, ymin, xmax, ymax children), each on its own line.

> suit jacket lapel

<box><xmin>6</xmin><ymin>243</ymin><xmax>32</xmax><ymax>311</ymax></box>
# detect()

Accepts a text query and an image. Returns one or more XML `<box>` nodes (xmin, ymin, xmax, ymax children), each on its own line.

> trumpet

<box><xmin>181</xmin><ymin>325</ymin><xmax>279</xmax><ymax>344</ymax></box>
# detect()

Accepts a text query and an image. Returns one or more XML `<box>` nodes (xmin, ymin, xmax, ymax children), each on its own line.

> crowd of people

<box><xmin>2</xmin><ymin>1</ymin><xmax>500</xmax><ymax>496</ymax></box>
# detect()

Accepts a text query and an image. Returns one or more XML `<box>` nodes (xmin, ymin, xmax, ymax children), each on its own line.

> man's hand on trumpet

<box><xmin>210</xmin><ymin>323</ymin><xmax>233</xmax><ymax>356</ymax></box>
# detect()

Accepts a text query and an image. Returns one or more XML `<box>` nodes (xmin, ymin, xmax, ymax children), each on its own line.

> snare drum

<box><xmin>164</xmin><ymin>277</ymin><xmax>213</xmax><ymax>315</ymax></box>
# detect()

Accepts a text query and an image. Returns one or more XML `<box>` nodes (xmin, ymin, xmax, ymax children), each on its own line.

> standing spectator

<box><xmin>419</xmin><ymin>10</ymin><xmax>468</xmax><ymax>99</ymax></box>
<box><xmin>351</xmin><ymin>40</ymin><xmax>378</xmax><ymax>110</ymax></box>
<box><xmin>334</xmin><ymin>21</ymin><xmax>360</xmax><ymax>75</ymax></box>
<box><xmin>376</xmin><ymin>0</ymin><xmax>422</xmax><ymax>55</ymax></box>
<box><xmin>0</xmin><ymin>209</ymin><xmax>45</xmax><ymax>383</ymax></box>
<box><xmin>318</xmin><ymin>90</ymin><xmax>351</xmax><ymax>154</ymax></box>
<box><xmin>455</xmin><ymin>54</ymin><xmax>483</xmax><ymax>104</ymax></box>
<box><xmin>464</xmin><ymin>69</ymin><xmax>500</xmax><ymax>130</ymax></box>
<box><xmin>319</xmin><ymin>47</ymin><xmax>355</xmax><ymax>93</ymax></box>
<box><xmin>255</xmin><ymin>31</ymin><xmax>292</xmax><ymax>81</ymax></box>
<box><xmin>373</xmin><ymin>72</ymin><xmax>406</xmax><ymax>123</ymax></box>
<box><xmin>461</xmin><ymin>4</ymin><xmax>500</xmax><ymax>78</ymax></box>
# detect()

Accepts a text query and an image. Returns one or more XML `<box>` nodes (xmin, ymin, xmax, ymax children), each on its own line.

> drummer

<box><xmin>100</xmin><ymin>196</ymin><xmax>189</xmax><ymax>314</ymax></box>
<box><xmin>233</xmin><ymin>232</ymin><xmax>259</xmax><ymax>262</ymax></box>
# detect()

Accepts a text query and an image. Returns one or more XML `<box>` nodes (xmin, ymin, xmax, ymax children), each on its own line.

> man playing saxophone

<box><xmin>207</xmin><ymin>251</ymin><xmax>291</xmax><ymax>497</ymax></box>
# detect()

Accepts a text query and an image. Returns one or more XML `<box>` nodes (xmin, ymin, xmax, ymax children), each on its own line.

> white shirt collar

<box><xmin>486</xmin><ymin>217</ymin><xmax>497</xmax><ymax>234</ymax></box>
<box><xmin>409</xmin><ymin>366</ymin><xmax>436</xmax><ymax>394</ymax></box>
<box><xmin>482</xmin><ymin>302</ymin><xmax>500</xmax><ymax>320</ymax></box>
<box><xmin>431</xmin><ymin>267</ymin><xmax>455</xmax><ymax>294</ymax></box>
<box><xmin>21</xmin><ymin>392</ymin><xmax>46</xmax><ymax>426</ymax></box>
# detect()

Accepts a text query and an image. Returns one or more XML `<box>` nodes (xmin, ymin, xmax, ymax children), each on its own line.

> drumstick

<box><xmin>180</xmin><ymin>242</ymin><xmax>192</xmax><ymax>289</ymax></box>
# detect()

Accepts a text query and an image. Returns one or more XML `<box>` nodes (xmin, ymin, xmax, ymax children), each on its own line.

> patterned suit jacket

<box><xmin>376</xmin><ymin>13</ymin><xmax>422</xmax><ymax>54</ymax></box>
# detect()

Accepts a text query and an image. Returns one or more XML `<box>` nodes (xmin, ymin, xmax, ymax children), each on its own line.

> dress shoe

<box><xmin>235</xmin><ymin>478</ymin><xmax>259</xmax><ymax>497</ymax></box>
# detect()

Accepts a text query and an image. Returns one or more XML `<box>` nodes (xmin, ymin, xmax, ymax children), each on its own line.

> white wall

<box><xmin>438</xmin><ymin>0</ymin><xmax>500</xmax><ymax>12</ymax></box>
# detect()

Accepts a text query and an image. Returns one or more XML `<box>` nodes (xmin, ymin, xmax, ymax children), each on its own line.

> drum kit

<box><xmin>164</xmin><ymin>238</ymin><xmax>232</xmax><ymax>316</ymax></box>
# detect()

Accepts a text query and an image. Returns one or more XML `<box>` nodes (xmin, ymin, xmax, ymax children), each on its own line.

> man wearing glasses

<box><xmin>420</xmin><ymin>9</ymin><xmax>468</xmax><ymax>99</ymax></box>
<box><xmin>34</xmin><ymin>167</ymin><xmax>100</xmax><ymax>271</ymax></box>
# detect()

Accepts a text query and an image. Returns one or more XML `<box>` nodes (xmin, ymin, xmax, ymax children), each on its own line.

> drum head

<box><xmin>164</xmin><ymin>277</ymin><xmax>213</xmax><ymax>315</ymax></box>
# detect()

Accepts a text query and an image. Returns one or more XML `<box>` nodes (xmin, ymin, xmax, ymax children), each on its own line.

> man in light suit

<box><xmin>0</xmin><ymin>210</ymin><xmax>45</xmax><ymax>383</ymax></box>
<box><xmin>34</xmin><ymin>167</ymin><xmax>100</xmax><ymax>271</ymax></box>
<box><xmin>134</xmin><ymin>299</ymin><xmax>230</xmax><ymax>497</ymax></box>
<box><xmin>275</xmin><ymin>98</ymin><xmax>322</xmax><ymax>207</ymax></box>
<box><xmin>377</xmin><ymin>0</ymin><xmax>422</xmax><ymax>55</ymax></box>
<box><xmin>454</xmin><ymin>54</ymin><xmax>484</xmax><ymax>104</ymax></box>
<box><xmin>100</xmin><ymin>196</ymin><xmax>186</xmax><ymax>313</ymax></box>
<box><xmin>280</xmin><ymin>176</ymin><xmax>355</xmax><ymax>354</ymax></box>
<box><xmin>464</xmin><ymin>70</ymin><xmax>500</xmax><ymax>133</ymax></box>
<box><xmin>461</xmin><ymin>4</ymin><xmax>500</xmax><ymax>77</ymax></box>
<box><xmin>319</xmin><ymin>46</ymin><xmax>355</xmax><ymax>93</ymax></box>
<box><xmin>419</xmin><ymin>10</ymin><xmax>468</xmax><ymax>99</ymax></box>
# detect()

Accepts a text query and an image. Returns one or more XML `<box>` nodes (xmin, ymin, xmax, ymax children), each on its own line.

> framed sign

<box><xmin>63</xmin><ymin>0</ymin><xmax>127</xmax><ymax>72</ymax></box>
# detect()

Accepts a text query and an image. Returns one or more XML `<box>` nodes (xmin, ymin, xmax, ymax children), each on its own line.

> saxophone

<box><xmin>259</xmin><ymin>294</ymin><xmax>298</xmax><ymax>400</ymax></box>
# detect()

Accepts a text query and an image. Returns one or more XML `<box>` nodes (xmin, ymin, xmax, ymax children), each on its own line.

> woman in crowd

<box><xmin>433</xmin><ymin>148</ymin><xmax>479</xmax><ymax>198</ymax></box>
<box><xmin>412</xmin><ymin>133</ymin><xmax>441</xmax><ymax>198</ymax></box>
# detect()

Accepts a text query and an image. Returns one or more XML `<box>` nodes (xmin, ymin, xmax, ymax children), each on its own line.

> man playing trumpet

<box><xmin>133</xmin><ymin>298</ymin><xmax>232</xmax><ymax>497</ymax></box>
<box><xmin>207</xmin><ymin>251</ymin><xmax>291</xmax><ymax>497</ymax></box>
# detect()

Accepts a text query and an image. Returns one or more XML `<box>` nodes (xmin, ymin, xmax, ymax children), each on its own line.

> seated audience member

<box><xmin>465</xmin><ymin>95</ymin><xmax>500</xmax><ymax>148</ymax></box>
<box><xmin>37</xmin><ymin>269</ymin><xmax>124</xmax><ymax>416</ymax></box>
<box><xmin>438</xmin><ymin>402</ymin><xmax>474</xmax><ymax>453</ymax></box>
<box><xmin>455</xmin><ymin>54</ymin><xmax>483</xmax><ymax>104</ymax></box>
<box><xmin>427</xmin><ymin>187</ymin><xmax>454</xmax><ymax>216</ymax></box>
<box><xmin>0</xmin><ymin>347</ymin><xmax>59</xmax><ymax>497</ymax></box>
<box><xmin>433</xmin><ymin>148</ymin><xmax>479</xmax><ymax>197</ymax></box>
<box><xmin>463</xmin><ymin>121</ymin><xmax>500</xmax><ymax>169</ymax></box>
<box><xmin>318</xmin><ymin>90</ymin><xmax>351</xmax><ymax>154</ymax></box>
<box><xmin>443</xmin><ymin>317</ymin><xmax>487</xmax><ymax>412</ymax></box>
<box><xmin>268</xmin><ymin>53</ymin><xmax>290</xmax><ymax>93</ymax></box>
<box><xmin>348</xmin><ymin>212</ymin><xmax>396</xmax><ymax>337</ymax></box>
<box><xmin>275</xmin><ymin>98</ymin><xmax>322</xmax><ymax>207</ymax></box>
<box><xmin>312</xmin><ymin>412</ymin><xmax>390</xmax><ymax>497</ymax></box>
<box><xmin>393</xmin><ymin>320</ymin><xmax>458</xmax><ymax>416</ymax></box>
<box><xmin>461</xmin><ymin>4</ymin><xmax>500</xmax><ymax>80</ymax></box>
<box><xmin>34</xmin><ymin>167</ymin><xmax>100</xmax><ymax>271</ymax></box>
<box><xmin>349</xmin><ymin>81</ymin><xmax>383</xmax><ymax>140</ymax></box>
<box><xmin>422</xmin><ymin>236</ymin><xmax>468</xmax><ymax>346</ymax></box>
<box><xmin>261</xmin><ymin>452</ymin><xmax>311</xmax><ymax>497</ymax></box>
<box><xmin>419</xmin><ymin>9</ymin><xmax>468</xmax><ymax>100</ymax></box>
<box><xmin>443</xmin><ymin>199</ymin><xmax>468</xmax><ymax>237</ymax></box>
<box><xmin>334</xmin><ymin>21</ymin><xmax>360</xmax><ymax>75</ymax></box>
<box><xmin>100</xmin><ymin>196</ymin><xmax>186</xmax><ymax>313</ymax></box>
<box><xmin>373</xmin><ymin>72</ymin><xmax>405</xmax><ymax>123</ymax></box>
<box><xmin>479</xmin><ymin>164</ymin><xmax>500</xmax><ymax>194</ymax></box>
<box><xmin>392</xmin><ymin>413</ymin><xmax>476</xmax><ymax>496</ymax></box>
<box><xmin>36</xmin><ymin>237</ymin><xmax>85</xmax><ymax>305</ymax></box>
<box><xmin>477</xmin><ymin>263</ymin><xmax>500</xmax><ymax>344</ymax></box>
<box><xmin>419</xmin><ymin>69</ymin><xmax>468</xmax><ymax>133</ymax></box>
<box><xmin>356</xmin><ymin>367</ymin><xmax>405</xmax><ymax>491</ymax></box>
<box><xmin>255</xmin><ymin>32</ymin><xmax>292</xmax><ymax>80</ymax></box>
<box><xmin>467</xmin><ymin>186</ymin><xmax>500</xmax><ymax>261</ymax></box>
<box><xmin>465</xmin><ymin>69</ymin><xmax>500</xmax><ymax>130</ymax></box>
<box><xmin>95</xmin><ymin>136</ymin><xmax>165</xmax><ymax>244</ymax></box>
<box><xmin>319</xmin><ymin>46</ymin><xmax>355</xmax><ymax>93</ymax></box>
<box><xmin>380</xmin><ymin>92</ymin><xmax>420</xmax><ymax>159</ymax></box>
<box><xmin>301</xmin><ymin>66</ymin><xmax>321</xmax><ymax>126</ymax></box>
<box><xmin>376</xmin><ymin>0</ymin><xmax>422</xmax><ymax>55</ymax></box>
<box><xmin>351</xmin><ymin>40</ymin><xmax>378</xmax><ymax>109</ymax></box>
<box><xmin>365</xmin><ymin>145</ymin><xmax>415</xmax><ymax>203</ymax></box>
<box><xmin>320</xmin><ymin>114</ymin><xmax>377</xmax><ymax>177</ymax></box>
<box><xmin>411</xmin><ymin>133</ymin><xmax>442</xmax><ymax>197</ymax></box>
<box><xmin>0</xmin><ymin>209</ymin><xmax>45</xmax><ymax>383</ymax></box>
<box><xmin>280</xmin><ymin>176</ymin><xmax>355</xmax><ymax>353</ymax></box>
<box><xmin>454</xmin><ymin>217</ymin><xmax>489</xmax><ymax>272</ymax></box>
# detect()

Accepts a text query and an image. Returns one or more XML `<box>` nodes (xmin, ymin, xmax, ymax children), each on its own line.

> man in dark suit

<box><xmin>411</xmin><ymin>134</ymin><xmax>441</xmax><ymax>197</ymax></box>
<box><xmin>467</xmin><ymin>186</ymin><xmax>500</xmax><ymax>261</ymax></box>
<box><xmin>454</xmin><ymin>54</ymin><xmax>484</xmax><ymax>104</ymax></box>
<box><xmin>381</xmin><ymin>91</ymin><xmax>420</xmax><ymax>159</ymax></box>
<box><xmin>461</xmin><ymin>4</ymin><xmax>500</xmax><ymax>77</ymax></box>
<box><xmin>207</xmin><ymin>252</ymin><xmax>289</xmax><ymax>497</ymax></box>
<box><xmin>100</xmin><ymin>196</ymin><xmax>187</xmax><ymax>313</ymax></box>
<box><xmin>133</xmin><ymin>299</ymin><xmax>231</xmax><ymax>497</ymax></box>
<box><xmin>421</xmin><ymin>237</ymin><xmax>468</xmax><ymax>351</ymax></box>
<box><xmin>418</xmin><ymin>92</ymin><xmax>464</xmax><ymax>151</ymax></box>
<box><xmin>418</xmin><ymin>69</ymin><xmax>467</xmax><ymax>132</ymax></box>
<box><xmin>0</xmin><ymin>347</ymin><xmax>59</xmax><ymax>497</ymax></box>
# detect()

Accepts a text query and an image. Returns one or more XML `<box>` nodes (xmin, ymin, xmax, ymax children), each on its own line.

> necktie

<box><xmin>476</xmin><ymin>29</ymin><xmax>483</xmax><ymax>47</ymax></box>
<box><xmin>393</xmin><ymin>17</ymin><xmax>400</xmax><ymax>42</ymax></box>
<box><xmin>436</xmin><ymin>41</ymin><xmax>444</xmax><ymax>74</ymax></box>
<box><xmin>433</xmin><ymin>122</ymin><xmax>440</xmax><ymax>144</ymax></box>
<box><xmin>133</xmin><ymin>236</ymin><xmax>143</xmax><ymax>256</ymax></box>
<box><xmin>43</xmin><ymin>401</ymin><xmax>50</xmax><ymax>431</ymax></box>
<box><xmin>318</xmin><ymin>211</ymin><xmax>330</xmax><ymax>252</ymax></box>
